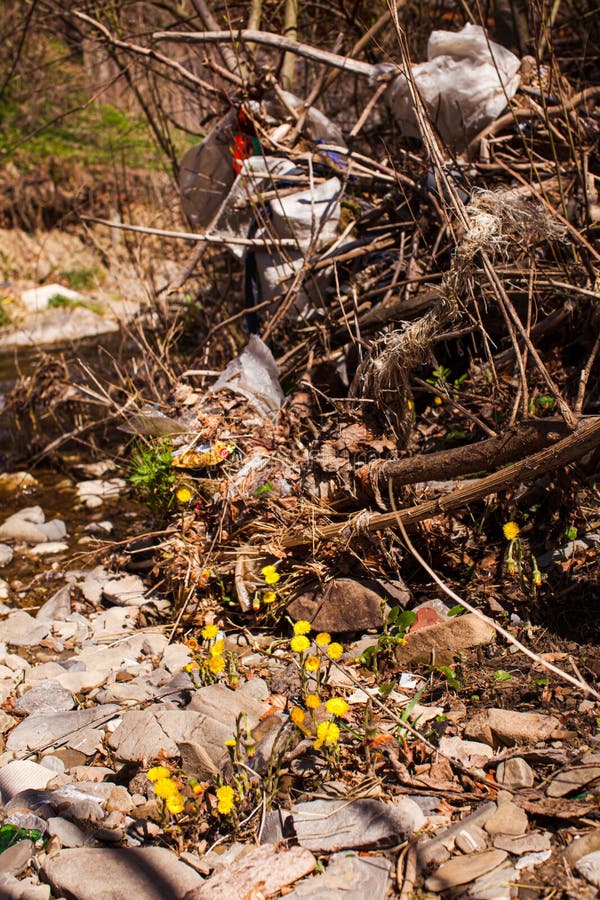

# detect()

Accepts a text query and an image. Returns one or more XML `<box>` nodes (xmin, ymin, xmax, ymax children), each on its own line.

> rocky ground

<box><xmin>0</xmin><ymin>466</ymin><xmax>600</xmax><ymax>900</ymax></box>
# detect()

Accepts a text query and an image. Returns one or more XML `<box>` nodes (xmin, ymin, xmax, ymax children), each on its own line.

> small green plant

<box><xmin>60</xmin><ymin>266</ymin><xmax>105</xmax><ymax>291</ymax></box>
<box><xmin>493</xmin><ymin>669</ymin><xmax>512</xmax><ymax>683</ymax></box>
<box><xmin>565</xmin><ymin>525</ymin><xmax>578</xmax><ymax>541</ymax></box>
<box><xmin>255</xmin><ymin>481</ymin><xmax>273</xmax><ymax>496</ymax></box>
<box><xmin>360</xmin><ymin>606</ymin><xmax>416</xmax><ymax>671</ymax></box>
<box><xmin>47</xmin><ymin>293</ymin><xmax>103</xmax><ymax>315</ymax></box>
<box><xmin>427</xmin><ymin>364</ymin><xmax>452</xmax><ymax>389</ymax></box>
<box><xmin>437</xmin><ymin>665</ymin><xmax>462</xmax><ymax>691</ymax></box>
<box><xmin>128</xmin><ymin>438</ymin><xmax>176</xmax><ymax>519</ymax></box>
<box><xmin>529</xmin><ymin>394</ymin><xmax>556</xmax><ymax>415</ymax></box>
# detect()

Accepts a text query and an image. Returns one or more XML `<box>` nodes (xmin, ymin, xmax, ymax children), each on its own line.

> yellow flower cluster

<box><xmin>289</xmin><ymin>692</ymin><xmax>349</xmax><ymax>750</ymax></box>
<box><xmin>289</xmin><ymin>621</ymin><xmax>344</xmax><ymax>661</ymax></box>
<box><xmin>184</xmin><ymin>624</ymin><xmax>227</xmax><ymax>682</ymax></box>
<box><xmin>176</xmin><ymin>487</ymin><xmax>193</xmax><ymax>504</ymax></box>
<box><xmin>314</xmin><ymin>720</ymin><xmax>340</xmax><ymax>749</ymax></box>
<box><xmin>216</xmin><ymin>784</ymin><xmax>235</xmax><ymax>815</ymax></box>
<box><xmin>147</xmin><ymin>767</ymin><xmax>185</xmax><ymax>815</ymax></box>
<box><xmin>261</xmin><ymin>564</ymin><xmax>280</xmax><ymax>585</ymax></box>
<box><xmin>503</xmin><ymin>521</ymin><xmax>520</xmax><ymax>541</ymax></box>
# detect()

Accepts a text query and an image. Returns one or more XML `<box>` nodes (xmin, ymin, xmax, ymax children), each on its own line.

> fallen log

<box><xmin>282</xmin><ymin>415</ymin><xmax>600</xmax><ymax>548</ymax></box>
<box><xmin>357</xmin><ymin>417</ymin><xmax>572</xmax><ymax>494</ymax></box>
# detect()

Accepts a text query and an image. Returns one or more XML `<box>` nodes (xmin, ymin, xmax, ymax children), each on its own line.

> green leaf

<box><xmin>493</xmin><ymin>669</ymin><xmax>512</xmax><ymax>682</ymax></box>
<box><xmin>448</xmin><ymin>605</ymin><xmax>464</xmax><ymax>617</ymax></box>
<box><xmin>437</xmin><ymin>666</ymin><xmax>462</xmax><ymax>691</ymax></box>
<box><xmin>255</xmin><ymin>481</ymin><xmax>273</xmax><ymax>496</ymax></box>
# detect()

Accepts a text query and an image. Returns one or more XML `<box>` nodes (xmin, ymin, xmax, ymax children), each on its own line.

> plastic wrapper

<box><xmin>384</xmin><ymin>24</ymin><xmax>520</xmax><ymax>148</ymax></box>
<box><xmin>209</xmin><ymin>335</ymin><xmax>284</xmax><ymax>416</ymax></box>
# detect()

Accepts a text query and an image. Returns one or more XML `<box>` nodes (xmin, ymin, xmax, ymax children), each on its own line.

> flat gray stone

<box><xmin>0</xmin><ymin>874</ymin><xmax>50</xmax><ymax>899</ymax></box>
<box><xmin>287</xmin><ymin>578</ymin><xmax>385</xmax><ymax>633</ymax></box>
<box><xmin>187</xmin><ymin>680</ymin><xmax>268</xmax><ymax>729</ymax></box>
<box><xmin>14</xmin><ymin>680</ymin><xmax>74</xmax><ymax>715</ymax></box>
<box><xmin>576</xmin><ymin>850</ymin><xmax>600</xmax><ymax>889</ymax></box>
<box><xmin>261</xmin><ymin>798</ymin><xmax>424</xmax><ymax>853</ymax></box>
<box><xmin>547</xmin><ymin>765</ymin><xmax>600</xmax><ymax>798</ymax></box>
<box><xmin>0</xmin><ymin>760</ymin><xmax>56</xmax><ymax>802</ymax></box>
<box><xmin>287</xmin><ymin>851</ymin><xmax>391</xmax><ymax>898</ymax></box>
<box><xmin>484</xmin><ymin>795</ymin><xmax>528</xmax><ymax>837</ymax></box>
<box><xmin>0</xmin><ymin>507</ymin><xmax>46</xmax><ymax>544</ymax></box>
<box><xmin>464</xmin><ymin>708</ymin><xmax>560</xmax><ymax>747</ymax></box>
<box><xmin>565</xmin><ymin>829</ymin><xmax>600</xmax><ymax>865</ymax></box>
<box><xmin>455</xmin><ymin>823</ymin><xmax>489</xmax><ymax>853</ymax></box>
<box><xmin>47</xmin><ymin>816</ymin><xmax>87</xmax><ymax>848</ymax></box>
<box><xmin>463</xmin><ymin>863</ymin><xmax>519</xmax><ymax>899</ymax></box>
<box><xmin>496</xmin><ymin>757</ymin><xmax>534</xmax><ymax>789</ymax></box>
<box><xmin>41</xmin><ymin>847</ymin><xmax>203</xmax><ymax>899</ymax></box>
<box><xmin>425</xmin><ymin>849</ymin><xmax>508</xmax><ymax>892</ymax></box>
<box><xmin>494</xmin><ymin>831</ymin><xmax>552</xmax><ymax>855</ymax></box>
<box><xmin>0</xmin><ymin>543</ymin><xmax>13</xmax><ymax>567</ymax></box>
<box><xmin>394</xmin><ymin>613</ymin><xmax>495</xmax><ymax>666</ymax></box>
<box><xmin>109</xmin><ymin>708</ymin><xmax>229</xmax><ymax>763</ymax></box>
<box><xmin>1</xmin><ymin>611</ymin><xmax>49</xmax><ymax>647</ymax></box>
<box><xmin>35</xmin><ymin>586</ymin><xmax>72</xmax><ymax>623</ymax></box>
<box><xmin>6</xmin><ymin>704</ymin><xmax>119</xmax><ymax>753</ymax></box>
<box><xmin>0</xmin><ymin>840</ymin><xmax>34</xmax><ymax>877</ymax></box>
<box><xmin>186</xmin><ymin>844</ymin><xmax>315</xmax><ymax>900</ymax></box>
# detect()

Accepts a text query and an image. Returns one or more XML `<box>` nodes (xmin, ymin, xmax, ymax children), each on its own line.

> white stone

<box><xmin>1</xmin><ymin>611</ymin><xmax>49</xmax><ymax>647</ymax></box>
<box><xmin>0</xmin><ymin>544</ymin><xmax>13</xmax><ymax>567</ymax></box>
<box><xmin>28</xmin><ymin>541</ymin><xmax>69</xmax><ymax>556</ymax></box>
<box><xmin>576</xmin><ymin>850</ymin><xmax>600</xmax><ymax>888</ymax></box>
<box><xmin>21</xmin><ymin>284</ymin><xmax>83</xmax><ymax>312</ymax></box>
<box><xmin>0</xmin><ymin>760</ymin><xmax>55</xmax><ymax>802</ymax></box>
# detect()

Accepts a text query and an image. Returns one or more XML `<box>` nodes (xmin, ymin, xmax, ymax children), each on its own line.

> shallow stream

<box><xmin>0</xmin><ymin>332</ymin><xmax>148</xmax><ymax>611</ymax></box>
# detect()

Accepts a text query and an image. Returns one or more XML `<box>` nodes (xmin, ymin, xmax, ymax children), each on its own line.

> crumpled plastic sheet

<box><xmin>209</xmin><ymin>334</ymin><xmax>284</xmax><ymax>417</ymax></box>
<box><xmin>383</xmin><ymin>23</ymin><xmax>520</xmax><ymax>147</ymax></box>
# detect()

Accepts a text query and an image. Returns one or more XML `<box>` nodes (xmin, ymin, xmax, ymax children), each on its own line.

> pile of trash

<box><xmin>179</xmin><ymin>24</ymin><xmax>522</xmax><ymax>329</ymax></box>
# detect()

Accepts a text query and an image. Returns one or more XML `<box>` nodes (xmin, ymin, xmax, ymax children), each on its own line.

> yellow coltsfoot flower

<box><xmin>261</xmin><ymin>565</ymin><xmax>280</xmax><ymax>585</ymax></box>
<box><xmin>293</xmin><ymin>620</ymin><xmax>311</xmax><ymax>635</ymax></box>
<box><xmin>207</xmin><ymin>654</ymin><xmax>225</xmax><ymax>674</ymax></box>
<box><xmin>201</xmin><ymin>624</ymin><xmax>219</xmax><ymax>640</ymax></box>
<box><xmin>291</xmin><ymin>635</ymin><xmax>310</xmax><ymax>653</ymax></box>
<box><xmin>176</xmin><ymin>487</ymin><xmax>193</xmax><ymax>504</ymax></box>
<box><xmin>147</xmin><ymin>766</ymin><xmax>171</xmax><ymax>782</ymax></box>
<box><xmin>315</xmin><ymin>632</ymin><xmax>331</xmax><ymax>646</ymax></box>
<box><xmin>216</xmin><ymin>785</ymin><xmax>235</xmax><ymax>815</ymax></box>
<box><xmin>503</xmin><ymin>521</ymin><xmax>520</xmax><ymax>541</ymax></box>
<box><xmin>314</xmin><ymin>720</ymin><xmax>340</xmax><ymax>749</ymax></box>
<box><xmin>327</xmin><ymin>642</ymin><xmax>343</xmax><ymax>660</ymax></box>
<box><xmin>326</xmin><ymin>697</ymin><xmax>349</xmax><ymax>716</ymax></box>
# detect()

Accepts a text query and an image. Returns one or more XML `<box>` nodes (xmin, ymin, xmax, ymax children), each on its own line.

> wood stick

<box><xmin>358</xmin><ymin>418</ymin><xmax>572</xmax><ymax>493</ymax></box>
<box><xmin>281</xmin><ymin>415</ymin><xmax>600</xmax><ymax>547</ymax></box>
<box><xmin>81</xmin><ymin>216</ymin><xmax>298</xmax><ymax>249</ymax></box>
<box><xmin>152</xmin><ymin>29</ymin><xmax>380</xmax><ymax>77</ymax></box>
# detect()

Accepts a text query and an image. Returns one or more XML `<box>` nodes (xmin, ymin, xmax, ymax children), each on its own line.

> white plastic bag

<box><xmin>210</xmin><ymin>335</ymin><xmax>284</xmax><ymax>416</ymax></box>
<box><xmin>385</xmin><ymin>24</ymin><xmax>520</xmax><ymax>148</ymax></box>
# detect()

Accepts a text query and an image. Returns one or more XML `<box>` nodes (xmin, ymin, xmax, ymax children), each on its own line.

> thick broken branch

<box><xmin>282</xmin><ymin>415</ymin><xmax>600</xmax><ymax>548</ymax></box>
<box><xmin>358</xmin><ymin>418</ymin><xmax>572</xmax><ymax>494</ymax></box>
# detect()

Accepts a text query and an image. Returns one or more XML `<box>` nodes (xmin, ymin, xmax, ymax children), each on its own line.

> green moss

<box><xmin>60</xmin><ymin>266</ymin><xmax>105</xmax><ymax>291</ymax></box>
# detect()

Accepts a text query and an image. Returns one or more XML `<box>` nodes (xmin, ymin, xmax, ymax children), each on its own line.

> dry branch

<box><xmin>282</xmin><ymin>415</ymin><xmax>600</xmax><ymax>548</ymax></box>
<box><xmin>358</xmin><ymin>418</ymin><xmax>573</xmax><ymax>494</ymax></box>
<box><xmin>152</xmin><ymin>29</ymin><xmax>380</xmax><ymax>77</ymax></box>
